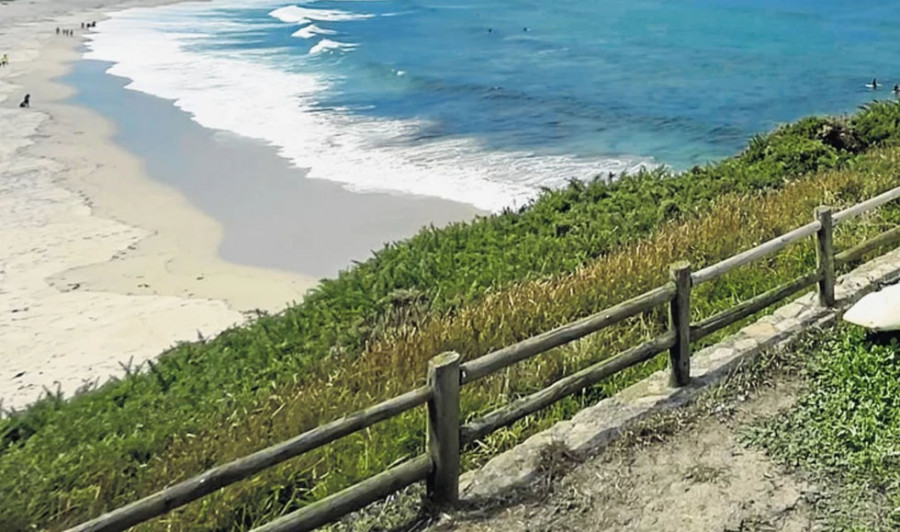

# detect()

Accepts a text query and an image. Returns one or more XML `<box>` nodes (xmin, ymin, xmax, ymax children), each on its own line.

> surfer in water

<box><xmin>894</xmin><ymin>84</ymin><xmax>900</xmax><ymax>96</ymax></box>
<box><xmin>871</xmin><ymin>78</ymin><xmax>879</xmax><ymax>90</ymax></box>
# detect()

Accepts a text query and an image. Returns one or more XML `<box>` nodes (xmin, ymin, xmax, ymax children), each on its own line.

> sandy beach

<box><xmin>0</xmin><ymin>0</ymin><xmax>324</xmax><ymax>411</ymax></box>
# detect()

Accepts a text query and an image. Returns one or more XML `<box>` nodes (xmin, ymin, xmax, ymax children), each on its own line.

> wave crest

<box><xmin>309</xmin><ymin>38</ymin><xmax>357</xmax><ymax>54</ymax></box>
<box><xmin>293</xmin><ymin>23</ymin><xmax>337</xmax><ymax>39</ymax></box>
<box><xmin>269</xmin><ymin>5</ymin><xmax>373</xmax><ymax>24</ymax></box>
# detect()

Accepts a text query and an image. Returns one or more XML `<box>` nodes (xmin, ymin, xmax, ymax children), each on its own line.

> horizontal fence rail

<box><xmin>460</xmin><ymin>283</ymin><xmax>676</xmax><ymax>384</ymax></box>
<box><xmin>691</xmin><ymin>220</ymin><xmax>821</xmax><ymax>286</ymax></box>
<box><xmin>249</xmin><ymin>455</ymin><xmax>432</xmax><ymax>532</ymax></box>
<box><xmin>690</xmin><ymin>271</ymin><xmax>823</xmax><ymax>342</ymax></box>
<box><xmin>66</xmin><ymin>183</ymin><xmax>900</xmax><ymax>532</ymax></box>
<box><xmin>68</xmin><ymin>387</ymin><xmax>432</xmax><ymax>532</ymax></box>
<box><xmin>460</xmin><ymin>331</ymin><xmax>676</xmax><ymax>444</ymax></box>
<box><xmin>834</xmin><ymin>185</ymin><xmax>900</xmax><ymax>223</ymax></box>
<box><xmin>835</xmin><ymin>225</ymin><xmax>900</xmax><ymax>267</ymax></box>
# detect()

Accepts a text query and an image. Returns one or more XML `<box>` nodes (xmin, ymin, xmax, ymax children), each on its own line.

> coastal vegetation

<box><xmin>3</xmin><ymin>101</ymin><xmax>900</xmax><ymax>530</ymax></box>
<box><xmin>747</xmin><ymin>325</ymin><xmax>900</xmax><ymax>530</ymax></box>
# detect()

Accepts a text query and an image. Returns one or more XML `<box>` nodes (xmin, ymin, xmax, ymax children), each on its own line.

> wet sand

<box><xmin>64</xmin><ymin>57</ymin><xmax>483</xmax><ymax>278</ymax></box>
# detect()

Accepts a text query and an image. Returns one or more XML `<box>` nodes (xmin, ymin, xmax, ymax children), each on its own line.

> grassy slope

<box><xmin>4</xmin><ymin>102</ymin><xmax>900</xmax><ymax>530</ymax></box>
<box><xmin>748</xmin><ymin>325</ymin><xmax>900</xmax><ymax>531</ymax></box>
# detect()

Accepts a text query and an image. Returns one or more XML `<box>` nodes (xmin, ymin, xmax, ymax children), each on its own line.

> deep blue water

<box><xmin>85</xmin><ymin>0</ymin><xmax>900</xmax><ymax>211</ymax></box>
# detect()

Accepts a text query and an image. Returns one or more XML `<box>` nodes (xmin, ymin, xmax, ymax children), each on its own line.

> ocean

<box><xmin>84</xmin><ymin>0</ymin><xmax>900</xmax><ymax>212</ymax></box>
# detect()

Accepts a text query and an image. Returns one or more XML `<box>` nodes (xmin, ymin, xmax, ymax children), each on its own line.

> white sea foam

<box><xmin>86</xmin><ymin>3</ymin><xmax>648</xmax><ymax>213</ymax></box>
<box><xmin>309</xmin><ymin>38</ymin><xmax>357</xmax><ymax>54</ymax></box>
<box><xmin>292</xmin><ymin>23</ymin><xmax>337</xmax><ymax>39</ymax></box>
<box><xmin>269</xmin><ymin>5</ymin><xmax>374</xmax><ymax>24</ymax></box>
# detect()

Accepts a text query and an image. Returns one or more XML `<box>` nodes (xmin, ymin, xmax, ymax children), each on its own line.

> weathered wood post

<box><xmin>815</xmin><ymin>206</ymin><xmax>836</xmax><ymax>307</ymax></box>
<box><xmin>426</xmin><ymin>351</ymin><xmax>461</xmax><ymax>507</ymax></box>
<box><xmin>669</xmin><ymin>261</ymin><xmax>692</xmax><ymax>387</ymax></box>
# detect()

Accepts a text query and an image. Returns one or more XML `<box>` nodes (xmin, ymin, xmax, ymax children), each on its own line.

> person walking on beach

<box><xmin>1</xmin><ymin>54</ymin><xmax>8</xmax><ymax>67</ymax></box>
<box><xmin>19</xmin><ymin>94</ymin><xmax>30</xmax><ymax>108</ymax></box>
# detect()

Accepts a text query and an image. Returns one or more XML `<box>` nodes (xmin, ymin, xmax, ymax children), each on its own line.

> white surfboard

<box><xmin>843</xmin><ymin>283</ymin><xmax>900</xmax><ymax>331</ymax></box>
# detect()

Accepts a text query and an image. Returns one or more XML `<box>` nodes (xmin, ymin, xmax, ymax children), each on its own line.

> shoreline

<box><xmin>64</xmin><ymin>56</ymin><xmax>484</xmax><ymax>278</ymax></box>
<box><xmin>0</xmin><ymin>0</ymin><xmax>320</xmax><ymax>411</ymax></box>
<box><xmin>38</xmin><ymin>48</ymin><xmax>323</xmax><ymax>310</ymax></box>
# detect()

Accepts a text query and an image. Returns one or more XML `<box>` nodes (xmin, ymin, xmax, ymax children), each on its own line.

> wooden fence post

<box><xmin>426</xmin><ymin>352</ymin><xmax>461</xmax><ymax>507</ymax></box>
<box><xmin>815</xmin><ymin>206</ymin><xmax>836</xmax><ymax>307</ymax></box>
<box><xmin>669</xmin><ymin>262</ymin><xmax>692</xmax><ymax>387</ymax></box>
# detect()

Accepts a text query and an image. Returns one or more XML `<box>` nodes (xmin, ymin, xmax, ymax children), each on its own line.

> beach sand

<box><xmin>0</xmin><ymin>3</ymin><xmax>303</xmax><ymax>411</ymax></box>
<box><xmin>0</xmin><ymin>0</ymin><xmax>474</xmax><ymax>412</ymax></box>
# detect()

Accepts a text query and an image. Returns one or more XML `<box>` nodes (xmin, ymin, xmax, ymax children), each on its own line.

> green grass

<box><xmin>747</xmin><ymin>325</ymin><xmax>900</xmax><ymax>530</ymax></box>
<box><xmin>4</xmin><ymin>102</ymin><xmax>900</xmax><ymax>531</ymax></box>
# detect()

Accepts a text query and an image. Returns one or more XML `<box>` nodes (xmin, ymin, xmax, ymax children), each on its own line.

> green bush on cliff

<box><xmin>853</xmin><ymin>101</ymin><xmax>900</xmax><ymax>147</ymax></box>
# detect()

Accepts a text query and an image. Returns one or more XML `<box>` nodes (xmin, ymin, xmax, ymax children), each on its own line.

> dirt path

<box><xmin>438</xmin><ymin>378</ymin><xmax>818</xmax><ymax>532</ymax></box>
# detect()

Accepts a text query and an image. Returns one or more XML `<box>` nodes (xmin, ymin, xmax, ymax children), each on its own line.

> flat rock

<box><xmin>843</xmin><ymin>283</ymin><xmax>900</xmax><ymax>331</ymax></box>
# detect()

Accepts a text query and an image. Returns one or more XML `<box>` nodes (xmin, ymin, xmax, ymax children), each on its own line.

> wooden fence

<box><xmin>69</xmin><ymin>184</ymin><xmax>900</xmax><ymax>532</ymax></box>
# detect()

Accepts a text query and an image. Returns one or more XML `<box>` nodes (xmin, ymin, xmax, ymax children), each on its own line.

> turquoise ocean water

<box><xmin>85</xmin><ymin>0</ymin><xmax>900</xmax><ymax>212</ymax></box>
